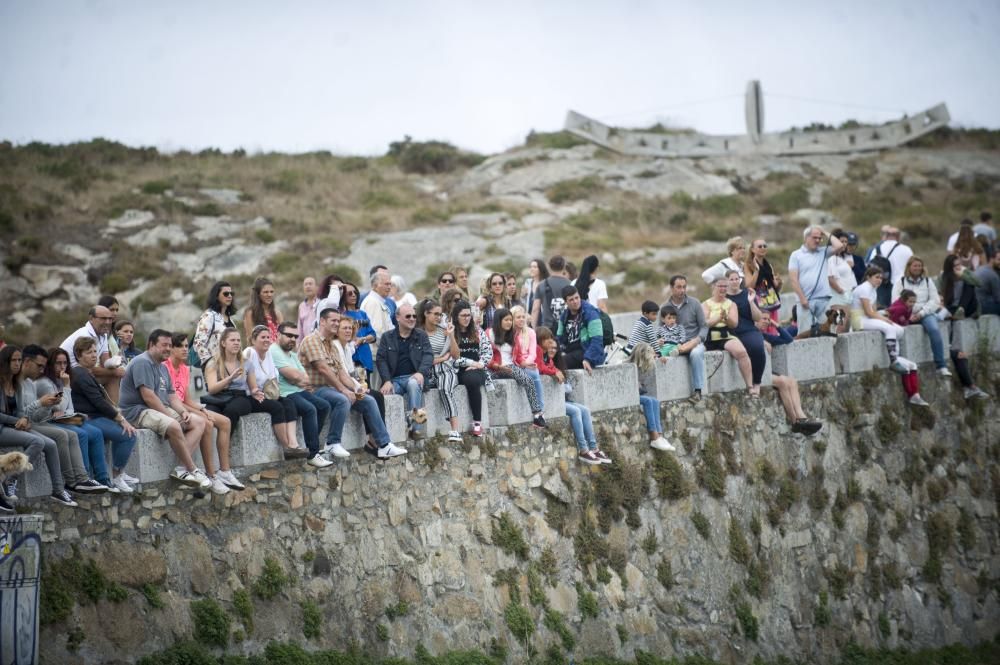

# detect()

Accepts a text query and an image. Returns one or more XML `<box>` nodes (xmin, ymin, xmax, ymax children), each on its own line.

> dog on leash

<box><xmin>794</xmin><ymin>309</ymin><xmax>845</xmax><ymax>340</ymax></box>
<box><xmin>0</xmin><ymin>451</ymin><xmax>32</xmax><ymax>480</ymax></box>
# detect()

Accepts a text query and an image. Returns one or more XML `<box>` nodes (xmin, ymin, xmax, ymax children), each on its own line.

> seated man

<box><xmin>118</xmin><ymin>329</ymin><xmax>211</xmax><ymax>488</ymax></box>
<box><xmin>268</xmin><ymin>322</ymin><xmax>334</xmax><ymax>468</ymax></box>
<box><xmin>302</xmin><ymin>309</ymin><xmax>406</xmax><ymax>458</ymax></box>
<box><xmin>376</xmin><ymin>303</ymin><xmax>432</xmax><ymax>441</ymax></box>
<box><xmin>60</xmin><ymin>305</ymin><xmax>125</xmax><ymax>403</ymax></box>
<box><xmin>556</xmin><ymin>285</ymin><xmax>605</xmax><ymax>372</ymax></box>
<box><xmin>626</xmin><ymin>301</ymin><xmax>661</xmax><ymax>352</ymax></box>
<box><xmin>660</xmin><ymin>275</ymin><xmax>708</xmax><ymax>403</ymax></box>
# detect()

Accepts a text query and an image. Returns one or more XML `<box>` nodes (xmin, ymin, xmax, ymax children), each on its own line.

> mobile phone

<box><xmin>54</xmin><ymin>391</ymin><xmax>64</xmax><ymax>398</ymax></box>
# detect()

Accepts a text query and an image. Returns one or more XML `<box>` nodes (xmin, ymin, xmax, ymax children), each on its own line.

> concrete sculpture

<box><xmin>565</xmin><ymin>80</ymin><xmax>950</xmax><ymax>157</ymax></box>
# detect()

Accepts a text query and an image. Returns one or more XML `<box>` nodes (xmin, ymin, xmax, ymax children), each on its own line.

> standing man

<box><xmin>118</xmin><ymin>329</ymin><xmax>212</xmax><ymax>488</ymax></box>
<box><xmin>845</xmin><ymin>232</ymin><xmax>866</xmax><ymax>286</ymax></box>
<box><xmin>531</xmin><ymin>255</ymin><xmax>572</xmax><ymax>329</ymax></box>
<box><xmin>873</xmin><ymin>227</ymin><xmax>912</xmax><ymax>307</ymax></box>
<box><xmin>268</xmin><ymin>322</ymin><xmax>334</xmax><ymax>468</ymax></box>
<box><xmin>974</xmin><ymin>252</ymin><xmax>1000</xmax><ymax>316</ymax></box>
<box><xmin>556</xmin><ymin>285</ymin><xmax>605</xmax><ymax>372</ymax></box>
<box><xmin>660</xmin><ymin>275</ymin><xmax>708</xmax><ymax>403</ymax></box>
<box><xmin>788</xmin><ymin>226</ymin><xmax>843</xmax><ymax>334</ymax></box>
<box><xmin>60</xmin><ymin>305</ymin><xmax>125</xmax><ymax>402</ymax></box>
<box><xmin>298</xmin><ymin>277</ymin><xmax>318</xmax><ymax>342</ymax></box>
<box><xmin>376</xmin><ymin>303</ymin><xmax>432</xmax><ymax>442</ymax></box>
<box><xmin>360</xmin><ymin>271</ymin><xmax>395</xmax><ymax>358</ymax></box>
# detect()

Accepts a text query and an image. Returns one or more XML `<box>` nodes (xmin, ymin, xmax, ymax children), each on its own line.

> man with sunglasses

<box><xmin>376</xmin><ymin>303</ymin><xmax>433</xmax><ymax>441</ymax></box>
<box><xmin>60</xmin><ymin>305</ymin><xmax>126</xmax><ymax>403</ymax></box>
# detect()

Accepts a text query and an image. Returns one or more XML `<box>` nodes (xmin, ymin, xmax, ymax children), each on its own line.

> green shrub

<box><xmin>543</xmin><ymin>608</ymin><xmax>575</xmax><ymax>651</ymax></box>
<box><xmin>546</xmin><ymin>176</ymin><xmax>605</xmax><ymax>204</ymax></box>
<box><xmin>253</xmin><ymin>558</ymin><xmax>288</xmax><ymax>600</ymax></box>
<box><xmin>337</xmin><ymin>156</ymin><xmax>369</xmax><ymax>172</ymax></box>
<box><xmin>141</xmin><ymin>179</ymin><xmax>172</xmax><ymax>195</ymax></box>
<box><xmin>190</xmin><ymin>598</ymin><xmax>230</xmax><ymax>648</ymax></box>
<box><xmin>642</xmin><ymin>528</ymin><xmax>658</xmax><ymax>555</ymax></box>
<box><xmin>385</xmin><ymin>599</ymin><xmax>411</xmax><ymax>620</ymax></box>
<box><xmin>765</xmin><ymin>184</ymin><xmax>809</xmax><ymax>213</ymax></box>
<box><xmin>142</xmin><ymin>584</ymin><xmax>165</xmax><ymax>609</ymax></box>
<box><xmin>697</xmin><ymin>195</ymin><xmax>743</xmax><ymax>217</ymax></box>
<box><xmin>814</xmin><ymin>591</ymin><xmax>831</xmax><ymax>627</ymax></box>
<box><xmin>657</xmin><ymin>560</ymin><xmax>675</xmax><ymax>590</ymax></box>
<box><xmin>734</xmin><ymin>600</ymin><xmax>759</xmax><ymax>641</ymax></box>
<box><xmin>136</xmin><ymin>641</ymin><xmax>217</xmax><ymax>665</ymax></box>
<box><xmin>691</xmin><ymin>510</ymin><xmax>711</xmax><ymax>540</ymax></box>
<box><xmin>728</xmin><ymin>519</ymin><xmax>751</xmax><ymax>566</ymax></box>
<box><xmin>264</xmin><ymin>170</ymin><xmax>303</xmax><ymax>194</ymax></box>
<box><xmin>691</xmin><ymin>223</ymin><xmax>730</xmax><ymax>242</ymax></box>
<box><xmin>492</xmin><ymin>512</ymin><xmax>530</xmax><ymax>559</ymax></box>
<box><xmin>696</xmin><ymin>437</ymin><xmax>727</xmax><ymax>498</ymax></box>
<box><xmin>388</xmin><ymin>138</ymin><xmax>484</xmax><ymax>174</ymax></box>
<box><xmin>361</xmin><ymin>189</ymin><xmax>402</xmax><ymax>209</ymax></box>
<box><xmin>100</xmin><ymin>272</ymin><xmax>131</xmax><ymax>294</ymax></box>
<box><xmin>576</xmin><ymin>582</ymin><xmax>599</xmax><ymax>619</ymax></box>
<box><xmin>301</xmin><ymin>600</ymin><xmax>321</xmax><ymax>639</ymax></box>
<box><xmin>524</xmin><ymin>130</ymin><xmax>588</xmax><ymax>150</ymax></box>
<box><xmin>503</xmin><ymin>602</ymin><xmax>534</xmax><ymax>642</ymax></box>
<box><xmin>233</xmin><ymin>588</ymin><xmax>254</xmax><ymax>634</ymax></box>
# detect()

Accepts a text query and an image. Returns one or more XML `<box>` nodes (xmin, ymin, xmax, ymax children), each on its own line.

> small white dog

<box><xmin>0</xmin><ymin>451</ymin><xmax>32</xmax><ymax>480</ymax></box>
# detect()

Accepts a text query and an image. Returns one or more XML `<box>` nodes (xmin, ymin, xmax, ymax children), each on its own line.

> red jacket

<box><xmin>886</xmin><ymin>299</ymin><xmax>912</xmax><ymax>327</ymax></box>
<box><xmin>536</xmin><ymin>346</ymin><xmax>558</xmax><ymax>376</ymax></box>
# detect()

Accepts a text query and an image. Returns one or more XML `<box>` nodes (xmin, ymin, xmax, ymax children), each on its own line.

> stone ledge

<box><xmin>772</xmin><ymin>336</ymin><xmax>836</xmax><ymax>381</ymax></box>
<box><xmin>834</xmin><ymin>331</ymin><xmax>889</xmax><ymax>373</ymax></box>
<box><xmin>567</xmin><ymin>363</ymin><xmax>641</xmax><ymax>412</ymax></box>
<box><xmin>485</xmin><ymin>375</ymin><xmax>565</xmax><ymax>426</ymax></box>
<box><xmin>704</xmin><ymin>349</ymin><xmax>772</xmax><ymax>394</ymax></box>
<box><xmin>639</xmin><ymin>356</ymin><xmax>692</xmax><ymax>402</ymax></box>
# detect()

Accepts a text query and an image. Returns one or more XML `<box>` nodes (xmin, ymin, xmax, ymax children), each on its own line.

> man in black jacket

<box><xmin>376</xmin><ymin>303</ymin><xmax>433</xmax><ymax>440</ymax></box>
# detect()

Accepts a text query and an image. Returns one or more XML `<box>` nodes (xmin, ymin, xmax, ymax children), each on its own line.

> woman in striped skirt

<box><xmin>417</xmin><ymin>299</ymin><xmax>463</xmax><ymax>443</ymax></box>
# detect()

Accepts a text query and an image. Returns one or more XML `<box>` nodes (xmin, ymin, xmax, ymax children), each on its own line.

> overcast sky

<box><xmin>2</xmin><ymin>0</ymin><xmax>998</xmax><ymax>156</ymax></box>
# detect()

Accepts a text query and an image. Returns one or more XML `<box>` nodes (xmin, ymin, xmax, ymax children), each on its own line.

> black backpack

<box><xmin>870</xmin><ymin>243</ymin><xmax>899</xmax><ymax>282</ymax></box>
<box><xmin>599</xmin><ymin>310</ymin><xmax>614</xmax><ymax>347</ymax></box>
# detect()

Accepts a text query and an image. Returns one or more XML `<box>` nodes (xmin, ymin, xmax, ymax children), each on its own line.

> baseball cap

<box><xmin>846</xmin><ymin>232</ymin><xmax>859</xmax><ymax>245</ymax></box>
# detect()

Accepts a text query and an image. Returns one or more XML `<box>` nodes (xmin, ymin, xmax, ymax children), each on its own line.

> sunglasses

<box><xmin>283</xmin><ymin>333</ymin><xmax>299</xmax><ymax>340</ymax></box>
<box><xmin>401</xmin><ymin>314</ymin><xmax>417</xmax><ymax>320</ymax></box>
<box><xmin>440</xmin><ymin>278</ymin><xmax>455</xmax><ymax>284</ymax></box>
<box><xmin>491</xmin><ymin>281</ymin><xmax>504</xmax><ymax>286</ymax></box>
<box><xmin>221</xmin><ymin>291</ymin><xmax>233</xmax><ymax>297</ymax></box>
<box><xmin>755</xmin><ymin>244</ymin><xmax>767</xmax><ymax>249</ymax></box>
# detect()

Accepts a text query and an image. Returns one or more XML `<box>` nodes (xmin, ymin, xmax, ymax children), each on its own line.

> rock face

<box><xmin>34</xmin><ymin>371</ymin><xmax>999</xmax><ymax>663</ymax></box>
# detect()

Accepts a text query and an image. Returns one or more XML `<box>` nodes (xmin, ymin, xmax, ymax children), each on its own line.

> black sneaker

<box><xmin>51</xmin><ymin>490</ymin><xmax>79</xmax><ymax>507</ymax></box>
<box><xmin>578</xmin><ymin>450</ymin><xmax>601</xmax><ymax>466</ymax></box>
<box><xmin>1</xmin><ymin>478</ymin><xmax>17</xmax><ymax>501</ymax></box>
<box><xmin>72</xmin><ymin>479</ymin><xmax>108</xmax><ymax>494</ymax></box>
<box><xmin>593</xmin><ymin>449</ymin><xmax>612</xmax><ymax>464</ymax></box>
<box><xmin>687</xmin><ymin>390</ymin><xmax>702</xmax><ymax>404</ymax></box>
<box><xmin>532</xmin><ymin>415</ymin><xmax>548</xmax><ymax>429</ymax></box>
<box><xmin>0</xmin><ymin>493</ymin><xmax>14</xmax><ymax>513</ymax></box>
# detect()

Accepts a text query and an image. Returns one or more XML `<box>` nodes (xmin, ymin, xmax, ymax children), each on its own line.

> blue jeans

<box><xmin>919</xmin><ymin>314</ymin><xmax>946</xmax><ymax>369</ymax></box>
<box><xmin>88</xmin><ymin>416</ymin><xmax>137</xmax><ymax>472</ymax></box>
<box><xmin>352</xmin><ymin>394</ymin><xmax>390</xmax><ymax>446</ymax></box>
<box><xmin>639</xmin><ymin>395</ymin><xmax>661</xmax><ymax>435</ymax></box>
<box><xmin>287</xmin><ymin>390</ymin><xmax>331</xmax><ymax>456</ymax></box>
<box><xmin>59</xmin><ymin>422</ymin><xmax>109</xmax><ymax>485</ymax></box>
<box><xmin>565</xmin><ymin>401</ymin><xmax>596</xmax><ymax>452</ymax></box>
<box><xmin>392</xmin><ymin>375</ymin><xmax>424</xmax><ymax>431</ymax></box>
<box><xmin>686</xmin><ymin>342</ymin><xmax>705</xmax><ymax>392</ymax></box>
<box><xmin>521</xmin><ymin>367</ymin><xmax>545</xmax><ymax>411</ymax></box>
<box><xmin>314</xmin><ymin>387</ymin><xmax>350</xmax><ymax>446</ymax></box>
<box><xmin>798</xmin><ymin>297</ymin><xmax>831</xmax><ymax>334</ymax></box>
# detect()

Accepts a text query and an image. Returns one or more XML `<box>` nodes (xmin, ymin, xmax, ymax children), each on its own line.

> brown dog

<box><xmin>794</xmin><ymin>309</ymin><xmax>844</xmax><ymax>340</ymax></box>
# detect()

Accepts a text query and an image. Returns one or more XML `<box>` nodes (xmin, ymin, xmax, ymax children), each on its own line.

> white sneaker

<box><xmin>447</xmin><ymin>430</ymin><xmax>462</xmax><ymax>443</ymax></box>
<box><xmin>170</xmin><ymin>468</ymin><xmax>208</xmax><ymax>488</ymax></box>
<box><xmin>937</xmin><ymin>367</ymin><xmax>952</xmax><ymax>377</ymax></box>
<box><xmin>908</xmin><ymin>394</ymin><xmax>930</xmax><ymax>407</ymax></box>
<box><xmin>307</xmin><ymin>455</ymin><xmax>334</xmax><ymax>469</ymax></box>
<box><xmin>121</xmin><ymin>472</ymin><xmax>140</xmax><ymax>484</ymax></box>
<box><xmin>378</xmin><ymin>443</ymin><xmax>408</xmax><ymax>458</ymax></box>
<box><xmin>216</xmin><ymin>469</ymin><xmax>245</xmax><ymax>490</ymax></box>
<box><xmin>209</xmin><ymin>476</ymin><xmax>230</xmax><ymax>495</ymax></box>
<box><xmin>327</xmin><ymin>443</ymin><xmax>350</xmax><ymax>458</ymax></box>
<box><xmin>110</xmin><ymin>475</ymin><xmax>134</xmax><ymax>494</ymax></box>
<box><xmin>650</xmin><ymin>437</ymin><xmax>677</xmax><ymax>452</ymax></box>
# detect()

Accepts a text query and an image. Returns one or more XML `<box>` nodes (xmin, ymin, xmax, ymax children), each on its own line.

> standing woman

<box><xmin>701</xmin><ymin>277</ymin><xmax>754</xmax><ymax>392</ymax></box>
<box><xmin>193</xmin><ymin>281</ymin><xmax>238</xmax><ymax>370</ymax></box>
<box><xmin>952</xmin><ymin>224</ymin><xmax>985</xmax><ymax>270</ymax></box>
<box><xmin>341</xmin><ymin>281</ymin><xmax>377</xmax><ymax>384</ymax></box>
<box><xmin>69</xmin><ymin>337</ymin><xmax>137</xmax><ymax>493</ymax></box>
<box><xmin>244</xmin><ymin>276</ymin><xmax>284</xmax><ymax>341</ymax></box>
<box><xmin>477</xmin><ymin>272</ymin><xmax>510</xmax><ymax>331</ymax></box>
<box><xmin>417</xmin><ymin>299</ymin><xmax>463</xmax><ymax>443</ymax></box>
<box><xmin>505</xmin><ymin>274</ymin><xmax>523</xmax><ymax>309</ymax></box>
<box><xmin>244</xmin><ymin>326</ymin><xmax>300</xmax><ymax>452</ymax></box>
<box><xmin>744</xmin><ymin>238</ymin><xmax>783</xmax><ymax>324</ymax></box>
<box><xmin>450</xmin><ymin>265</ymin><xmax>472</xmax><ymax>302</ymax></box>
<box><xmin>313</xmin><ymin>274</ymin><xmax>343</xmax><ymax>329</ymax></box>
<box><xmin>724</xmin><ymin>269</ymin><xmax>768</xmax><ymax>396</ymax></box>
<box><xmin>575</xmin><ymin>255</ymin><xmax>609</xmax><ymax>313</ymax></box>
<box><xmin>435</xmin><ymin>272</ymin><xmax>457</xmax><ymax>301</ymax></box>
<box><xmin>488</xmin><ymin>308</ymin><xmax>547</xmax><ymax>428</ymax></box>
<box><xmin>165</xmin><ymin>333</ymin><xmax>246</xmax><ymax>494</ymax></box>
<box><xmin>113</xmin><ymin>320</ymin><xmax>141</xmax><ymax>365</ymax></box>
<box><xmin>824</xmin><ymin>231</ymin><xmax>856</xmax><ymax>333</ymax></box>
<box><xmin>702</xmin><ymin>236</ymin><xmax>747</xmax><ymax>286</ymax></box>
<box><xmin>522</xmin><ymin>257</ymin><xmax>549</xmax><ymax>318</ymax></box>
<box><xmin>451</xmin><ymin>300</ymin><xmax>492</xmax><ymax>437</ymax></box>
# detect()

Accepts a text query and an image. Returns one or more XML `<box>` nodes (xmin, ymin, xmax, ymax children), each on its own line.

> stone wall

<box><xmin>32</xmin><ymin>364</ymin><xmax>1000</xmax><ymax>664</ymax></box>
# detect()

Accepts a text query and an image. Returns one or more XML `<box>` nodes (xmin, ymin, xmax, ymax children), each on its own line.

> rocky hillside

<box><xmin>1</xmin><ymin>129</ymin><xmax>999</xmax><ymax>345</ymax></box>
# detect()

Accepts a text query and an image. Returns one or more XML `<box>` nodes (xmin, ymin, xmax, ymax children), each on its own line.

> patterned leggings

<box><xmin>432</xmin><ymin>362</ymin><xmax>461</xmax><ymax>420</ymax></box>
<box><xmin>500</xmin><ymin>365</ymin><xmax>543</xmax><ymax>413</ymax></box>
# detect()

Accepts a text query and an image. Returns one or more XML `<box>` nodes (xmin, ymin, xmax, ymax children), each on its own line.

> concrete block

<box><xmin>950</xmin><ymin>318</ymin><xmax>980</xmax><ymax>355</ymax></box>
<box><xmin>423</xmin><ymin>385</ymin><xmax>488</xmax><ymax>436</ymax></box>
<box><xmin>486</xmin><ymin>375</ymin><xmax>565</xmax><ymax>426</ymax></box>
<box><xmin>384</xmin><ymin>394</ymin><xmax>407</xmax><ymax>443</ymax></box>
<box><xmin>704</xmin><ymin>349</ymin><xmax>772</xmax><ymax>394</ymax></box>
<box><xmin>833</xmin><ymin>331</ymin><xmax>889</xmax><ymax>374</ymax></box>
<box><xmin>566</xmin><ymin>363</ymin><xmax>641</xmax><ymax>412</ymax></box>
<box><xmin>609</xmin><ymin>312</ymin><xmax>641</xmax><ymax>340</ymax></box>
<box><xmin>977</xmin><ymin>315</ymin><xmax>1000</xmax><ymax>353</ymax></box>
<box><xmin>771</xmin><ymin>337</ymin><xmax>837</xmax><ymax>382</ymax></box>
<box><xmin>638</xmin><ymin>357</ymin><xmax>692</xmax><ymax>402</ymax></box>
<box><xmin>898</xmin><ymin>324</ymin><xmax>934</xmax><ymax>365</ymax></box>
<box><xmin>19</xmin><ymin>459</ymin><xmax>53</xmax><ymax>498</ymax></box>
<box><xmin>122</xmin><ymin>429</ymin><xmax>179</xmax><ymax>485</ymax></box>
<box><xmin>230</xmin><ymin>413</ymin><xmax>282</xmax><ymax>467</ymax></box>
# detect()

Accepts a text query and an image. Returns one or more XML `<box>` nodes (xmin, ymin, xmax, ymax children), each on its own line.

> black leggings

<box><xmin>457</xmin><ymin>369</ymin><xmax>487</xmax><ymax>421</ymax></box>
<box><xmin>209</xmin><ymin>395</ymin><xmax>296</xmax><ymax>429</ymax></box>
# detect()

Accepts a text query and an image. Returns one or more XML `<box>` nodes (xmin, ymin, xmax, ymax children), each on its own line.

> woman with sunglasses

<box><xmin>476</xmin><ymin>272</ymin><xmax>510</xmax><ymax>331</ymax></box>
<box><xmin>435</xmin><ymin>272</ymin><xmax>457</xmax><ymax>301</ymax></box>
<box><xmin>194</xmin><ymin>281</ymin><xmax>238</xmax><ymax>370</ymax></box>
<box><xmin>417</xmin><ymin>299</ymin><xmax>462</xmax><ymax>442</ymax></box>
<box><xmin>341</xmin><ymin>281</ymin><xmax>377</xmax><ymax>384</ymax></box>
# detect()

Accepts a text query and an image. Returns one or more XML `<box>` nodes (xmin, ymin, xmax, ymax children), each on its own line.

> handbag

<box><xmin>200</xmin><ymin>389</ymin><xmax>244</xmax><ymax>408</ymax></box>
<box><xmin>755</xmin><ymin>285</ymin><xmax>781</xmax><ymax>312</ymax></box>
<box><xmin>262</xmin><ymin>378</ymin><xmax>280</xmax><ymax>400</ymax></box>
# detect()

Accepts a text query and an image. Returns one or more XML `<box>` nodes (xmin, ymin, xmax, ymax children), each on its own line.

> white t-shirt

<box><xmin>588</xmin><ymin>278</ymin><xmax>608</xmax><ymax>308</ymax></box>
<box><xmin>851</xmin><ymin>281</ymin><xmax>878</xmax><ymax>313</ymax></box>
<box><xmin>499</xmin><ymin>342</ymin><xmax>514</xmax><ymax>367</ymax></box>
<box><xmin>244</xmin><ymin>347</ymin><xmax>278</xmax><ymax>387</ymax></box>
<box><xmin>828</xmin><ymin>254</ymin><xmax>857</xmax><ymax>293</ymax></box>
<box><xmin>877</xmin><ymin>240</ymin><xmax>912</xmax><ymax>284</ymax></box>
<box><xmin>946</xmin><ymin>232</ymin><xmax>959</xmax><ymax>252</ymax></box>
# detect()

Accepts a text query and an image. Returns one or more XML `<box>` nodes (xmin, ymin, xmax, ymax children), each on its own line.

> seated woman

<box><xmin>244</xmin><ymin>277</ymin><xmax>284</xmax><ymax>341</ymax></box>
<box><xmin>510</xmin><ymin>305</ymin><xmax>545</xmax><ymax>416</ymax></box>
<box><xmin>488</xmin><ymin>308</ymin><xmax>547</xmax><ymax>429</ymax></box>
<box><xmin>451</xmin><ymin>300</ymin><xmax>493</xmax><ymax>437</ymax></box>
<box><xmin>939</xmin><ymin>254</ymin><xmax>980</xmax><ymax>319</ymax></box>
<box><xmin>243</xmin><ymin>326</ymin><xmax>301</xmax><ymax>456</ymax></box>
<box><xmin>627</xmin><ymin>343</ymin><xmax>677</xmax><ymax>452</ymax></box>
<box><xmin>724</xmin><ymin>269</ymin><xmax>768</xmax><ymax>396</ymax></box>
<box><xmin>890</xmin><ymin>256</ymin><xmax>950</xmax><ymax>376</ymax></box>
<box><xmin>34</xmin><ymin>346</ymin><xmax>113</xmax><ymax>492</ymax></box>
<box><xmin>417</xmin><ymin>299</ymin><xmax>462</xmax><ymax>443</ymax></box>
<box><xmin>701</xmin><ymin>277</ymin><xmax>753</xmax><ymax>393</ymax></box>
<box><xmin>341</xmin><ymin>281</ymin><xmax>377</xmax><ymax>384</ymax></box>
<box><xmin>439</xmin><ymin>288</ymin><xmax>464</xmax><ymax>329</ymax></box>
<box><xmin>113</xmin><ymin>319</ymin><xmax>141</xmax><ymax>365</ymax></box>
<box><xmin>537</xmin><ymin>326</ymin><xmax>609</xmax><ymax>465</ymax></box>
<box><xmin>702</xmin><ymin>236</ymin><xmax>746</xmax><ymax>286</ymax></box>
<box><xmin>333</xmin><ymin>316</ymin><xmax>388</xmax><ymax>454</ymax></box>
<box><xmin>853</xmin><ymin>266</ymin><xmax>929</xmax><ymax>406</ymax></box>
<box><xmin>165</xmin><ymin>333</ymin><xmax>247</xmax><ymax>495</ymax></box>
<box><xmin>205</xmin><ymin>329</ymin><xmax>296</xmax><ymax>474</ymax></box>
<box><xmin>477</xmin><ymin>272</ymin><xmax>511</xmax><ymax>331</ymax></box>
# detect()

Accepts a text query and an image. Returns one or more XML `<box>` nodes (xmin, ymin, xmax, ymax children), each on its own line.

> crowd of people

<box><xmin>1</xmin><ymin>213</ymin><xmax>996</xmax><ymax>508</ymax></box>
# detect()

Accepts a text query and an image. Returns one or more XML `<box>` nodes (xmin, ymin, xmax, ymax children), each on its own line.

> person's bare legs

<box><xmin>283</xmin><ymin>422</ymin><xmax>299</xmax><ymax>450</ymax></box>
<box><xmin>101</xmin><ymin>376</ymin><xmax>121</xmax><ymax>406</ymax></box>
<box><xmin>273</xmin><ymin>423</ymin><xmax>291</xmax><ymax>448</ymax></box>
<box><xmin>198</xmin><ymin>425</ymin><xmax>217</xmax><ymax>477</ymax></box>
<box><xmin>205</xmin><ymin>410</ymin><xmax>232</xmax><ymax>471</ymax></box>
<box><xmin>772</xmin><ymin>375</ymin><xmax>806</xmax><ymax>421</ymax></box>
<box><xmin>164</xmin><ymin>419</ymin><xmax>204</xmax><ymax>471</ymax></box>
<box><xmin>725</xmin><ymin>339</ymin><xmax>753</xmax><ymax>389</ymax></box>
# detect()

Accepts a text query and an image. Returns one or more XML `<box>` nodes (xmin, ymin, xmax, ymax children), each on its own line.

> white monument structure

<box><xmin>565</xmin><ymin>80</ymin><xmax>950</xmax><ymax>157</ymax></box>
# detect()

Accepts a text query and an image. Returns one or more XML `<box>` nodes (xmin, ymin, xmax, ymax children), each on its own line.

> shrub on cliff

<box><xmin>387</xmin><ymin>137</ymin><xmax>485</xmax><ymax>174</ymax></box>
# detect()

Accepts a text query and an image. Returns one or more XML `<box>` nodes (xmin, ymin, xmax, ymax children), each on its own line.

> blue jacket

<box><xmin>556</xmin><ymin>301</ymin><xmax>606</xmax><ymax>367</ymax></box>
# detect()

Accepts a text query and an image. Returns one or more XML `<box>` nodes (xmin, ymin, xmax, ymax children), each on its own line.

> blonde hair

<box><xmin>727</xmin><ymin>236</ymin><xmax>745</xmax><ymax>257</ymax></box>
<box><xmin>628</xmin><ymin>342</ymin><xmax>656</xmax><ymax>374</ymax></box>
<box><xmin>210</xmin><ymin>328</ymin><xmax>244</xmax><ymax>381</ymax></box>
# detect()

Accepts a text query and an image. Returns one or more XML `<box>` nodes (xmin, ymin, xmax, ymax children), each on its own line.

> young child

<box><xmin>657</xmin><ymin>305</ymin><xmax>686</xmax><ymax>357</ymax></box>
<box><xmin>887</xmin><ymin>289</ymin><xmax>917</xmax><ymax>327</ymax></box>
